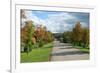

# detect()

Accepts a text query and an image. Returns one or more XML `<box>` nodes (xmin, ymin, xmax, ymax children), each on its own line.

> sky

<box><xmin>21</xmin><ymin>10</ymin><xmax>89</xmax><ymax>33</ymax></box>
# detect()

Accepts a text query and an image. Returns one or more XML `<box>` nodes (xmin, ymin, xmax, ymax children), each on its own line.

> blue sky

<box><xmin>22</xmin><ymin>10</ymin><xmax>89</xmax><ymax>33</ymax></box>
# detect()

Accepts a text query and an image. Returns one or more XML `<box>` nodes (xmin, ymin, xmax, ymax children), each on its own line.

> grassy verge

<box><xmin>21</xmin><ymin>43</ymin><xmax>53</xmax><ymax>63</ymax></box>
<box><xmin>73</xmin><ymin>45</ymin><xmax>89</xmax><ymax>53</ymax></box>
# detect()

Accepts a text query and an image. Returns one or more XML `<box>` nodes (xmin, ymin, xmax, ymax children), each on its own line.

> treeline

<box><xmin>62</xmin><ymin>22</ymin><xmax>89</xmax><ymax>49</ymax></box>
<box><xmin>21</xmin><ymin>21</ymin><xmax>54</xmax><ymax>54</ymax></box>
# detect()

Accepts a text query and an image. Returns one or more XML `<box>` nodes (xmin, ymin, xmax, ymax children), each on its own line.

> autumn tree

<box><xmin>72</xmin><ymin>22</ymin><xmax>83</xmax><ymax>46</ymax></box>
<box><xmin>45</xmin><ymin>31</ymin><xmax>54</xmax><ymax>43</ymax></box>
<box><xmin>21</xmin><ymin>21</ymin><xmax>35</xmax><ymax>54</ymax></box>
<box><xmin>34</xmin><ymin>25</ymin><xmax>54</xmax><ymax>47</ymax></box>
<box><xmin>82</xmin><ymin>28</ymin><xmax>89</xmax><ymax>48</ymax></box>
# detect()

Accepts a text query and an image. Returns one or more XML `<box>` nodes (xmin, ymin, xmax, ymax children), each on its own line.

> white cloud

<box><xmin>25</xmin><ymin>11</ymin><xmax>41</xmax><ymax>23</ymax></box>
<box><xmin>21</xmin><ymin>10</ymin><xmax>46</xmax><ymax>27</ymax></box>
<box><xmin>21</xmin><ymin>10</ymin><xmax>79</xmax><ymax>33</ymax></box>
<box><xmin>42</xmin><ymin>13</ymin><xmax>77</xmax><ymax>33</ymax></box>
<box><xmin>80</xmin><ymin>22</ymin><xmax>88</xmax><ymax>28</ymax></box>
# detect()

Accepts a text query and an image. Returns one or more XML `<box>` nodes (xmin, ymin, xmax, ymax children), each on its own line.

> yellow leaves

<box><xmin>32</xmin><ymin>37</ymin><xmax>36</xmax><ymax>44</ymax></box>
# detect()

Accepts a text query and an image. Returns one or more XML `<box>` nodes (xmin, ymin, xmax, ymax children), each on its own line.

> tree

<box><xmin>34</xmin><ymin>25</ymin><xmax>45</xmax><ymax>47</ymax></box>
<box><xmin>82</xmin><ymin>28</ymin><xmax>89</xmax><ymax>48</ymax></box>
<box><xmin>45</xmin><ymin>31</ymin><xmax>54</xmax><ymax>43</ymax></box>
<box><xmin>62</xmin><ymin>21</ymin><xmax>89</xmax><ymax>49</ymax></box>
<box><xmin>62</xmin><ymin>31</ymin><xmax>72</xmax><ymax>43</ymax></box>
<box><xmin>20</xmin><ymin>9</ymin><xmax>26</xmax><ymax>19</ymax></box>
<box><xmin>34</xmin><ymin>25</ymin><xmax>54</xmax><ymax>47</ymax></box>
<box><xmin>21</xmin><ymin>21</ymin><xmax>35</xmax><ymax>54</ymax></box>
<box><xmin>72</xmin><ymin>22</ymin><xmax>83</xmax><ymax>46</ymax></box>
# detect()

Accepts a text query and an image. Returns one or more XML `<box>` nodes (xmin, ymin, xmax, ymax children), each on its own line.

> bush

<box><xmin>38</xmin><ymin>39</ymin><xmax>45</xmax><ymax>47</ymax></box>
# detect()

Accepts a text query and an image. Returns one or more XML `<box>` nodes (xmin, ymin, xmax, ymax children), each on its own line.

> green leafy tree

<box><xmin>62</xmin><ymin>31</ymin><xmax>72</xmax><ymax>43</ymax></box>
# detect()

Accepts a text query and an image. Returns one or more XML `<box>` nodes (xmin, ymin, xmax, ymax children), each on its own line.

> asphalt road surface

<box><xmin>50</xmin><ymin>40</ymin><xmax>89</xmax><ymax>61</ymax></box>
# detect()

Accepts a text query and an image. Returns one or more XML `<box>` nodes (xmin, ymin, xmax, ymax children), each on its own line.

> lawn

<box><xmin>73</xmin><ymin>45</ymin><xmax>89</xmax><ymax>53</ymax></box>
<box><xmin>21</xmin><ymin>43</ymin><xmax>53</xmax><ymax>63</ymax></box>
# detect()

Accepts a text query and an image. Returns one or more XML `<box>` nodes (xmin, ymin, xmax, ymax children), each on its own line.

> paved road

<box><xmin>50</xmin><ymin>40</ymin><xmax>89</xmax><ymax>61</ymax></box>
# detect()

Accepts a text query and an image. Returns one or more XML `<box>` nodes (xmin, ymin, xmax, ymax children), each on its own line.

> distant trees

<box><xmin>62</xmin><ymin>31</ymin><xmax>72</xmax><ymax>43</ymax></box>
<box><xmin>62</xmin><ymin>21</ymin><xmax>89</xmax><ymax>49</ymax></box>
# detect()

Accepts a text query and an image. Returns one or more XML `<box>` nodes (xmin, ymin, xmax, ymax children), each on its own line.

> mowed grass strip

<box><xmin>21</xmin><ymin>43</ymin><xmax>53</xmax><ymax>63</ymax></box>
<box><xmin>73</xmin><ymin>45</ymin><xmax>89</xmax><ymax>53</ymax></box>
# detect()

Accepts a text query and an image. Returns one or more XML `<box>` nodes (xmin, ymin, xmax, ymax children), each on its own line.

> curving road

<box><xmin>50</xmin><ymin>40</ymin><xmax>89</xmax><ymax>61</ymax></box>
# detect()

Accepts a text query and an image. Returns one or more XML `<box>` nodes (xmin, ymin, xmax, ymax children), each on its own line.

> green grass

<box><xmin>21</xmin><ymin>43</ymin><xmax>53</xmax><ymax>63</ymax></box>
<box><xmin>73</xmin><ymin>45</ymin><xmax>89</xmax><ymax>53</ymax></box>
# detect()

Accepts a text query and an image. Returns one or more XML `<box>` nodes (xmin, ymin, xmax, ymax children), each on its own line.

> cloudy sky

<box><xmin>21</xmin><ymin>10</ymin><xmax>89</xmax><ymax>33</ymax></box>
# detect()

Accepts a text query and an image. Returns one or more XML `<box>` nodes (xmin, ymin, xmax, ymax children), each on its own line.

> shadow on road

<box><xmin>54</xmin><ymin>44</ymin><xmax>72</xmax><ymax>47</ymax></box>
<box><xmin>59</xmin><ymin>46</ymin><xmax>74</xmax><ymax>49</ymax></box>
<box><xmin>51</xmin><ymin>51</ymin><xmax>88</xmax><ymax>56</ymax></box>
